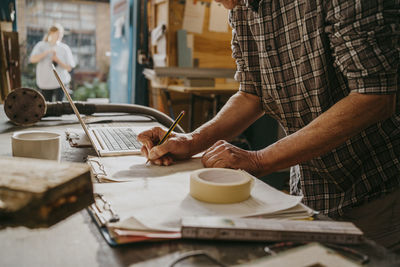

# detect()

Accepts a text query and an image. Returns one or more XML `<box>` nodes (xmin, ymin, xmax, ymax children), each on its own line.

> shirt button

<box><xmin>276</xmin><ymin>85</ymin><xmax>282</xmax><ymax>90</ymax></box>
<box><xmin>266</xmin><ymin>45</ymin><xmax>272</xmax><ymax>51</ymax></box>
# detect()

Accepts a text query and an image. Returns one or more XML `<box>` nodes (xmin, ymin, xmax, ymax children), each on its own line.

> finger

<box><xmin>148</xmin><ymin>139</ymin><xmax>172</xmax><ymax>160</ymax></box>
<box><xmin>138</xmin><ymin>127</ymin><xmax>162</xmax><ymax>149</ymax></box>
<box><xmin>202</xmin><ymin>142</ymin><xmax>220</xmax><ymax>161</ymax></box>
<box><xmin>207</xmin><ymin>140</ymin><xmax>227</xmax><ymax>155</ymax></box>
<box><xmin>139</xmin><ymin>127</ymin><xmax>168</xmax><ymax>144</ymax></box>
<box><xmin>213</xmin><ymin>160</ymin><xmax>229</xmax><ymax>168</ymax></box>
<box><xmin>203</xmin><ymin>153</ymin><xmax>227</xmax><ymax>168</ymax></box>
<box><xmin>202</xmin><ymin>141</ymin><xmax>226</xmax><ymax>165</ymax></box>
<box><xmin>204</xmin><ymin>140</ymin><xmax>224</xmax><ymax>154</ymax></box>
<box><xmin>141</xmin><ymin>146</ymin><xmax>149</xmax><ymax>158</ymax></box>
<box><xmin>154</xmin><ymin>126</ymin><xmax>172</xmax><ymax>141</ymax></box>
<box><xmin>143</xmin><ymin>140</ymin><xmax>154</xmax><ymax>151</ymax></box>
<box><xmin>138</xmin><ymin>135</ymin><xmax>155</xmax><ymax>152</ymax></box>
<box><xmin>162</xmin><ymin>155</ymin><xmax>173</xmax><ymax>166</ymax></box>
<box><xmin>211</xmin><ymin>158</ymin><xmax>228</xmax><ymax>168</ymax></box>
<box><xmin>148</xmin><ymin>154</ymin><xmax>172</xmax><ymax>166</ymax></box>
<box><xmin>149</xmin><ymin>132</ymin><xmax>182</xmax><ymax>159</ymax></box>
<box><xmin>204</xmin><ymin>142</ymin><xmax>235</xmax><ymax>168</ymax></box>
<box><xmin>137</xmin><ymin>129</ymin><xmax>155</xmax><ymax>143</ymax></box>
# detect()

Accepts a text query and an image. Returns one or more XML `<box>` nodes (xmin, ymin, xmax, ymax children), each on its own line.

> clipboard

<box><xmin>87</xmin><ymin>193</ymin><xmax>120</xmax><ymax>246</ymax></box>
<box><xmin>87</xmin><ymin>208</ymin><xmax>119</xmax><ymax>247</ymax></box>
<box><xmin>87</xmin><ymin>193</ymin><xmax>181</xmax><ymax>246</ymax></box>
<box><xmin>65</xmin><ymin>128</ymin><xmax>91</xmax><ymax>147</ymax></box>
<box><xmin>85</xmin><ymin>156</ymin><xmax>315</xmax><ymax>246</ymax></box>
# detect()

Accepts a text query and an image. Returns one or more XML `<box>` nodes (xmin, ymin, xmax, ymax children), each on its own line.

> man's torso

<box><xmin>230</xmin><ymin>0</ymin><xmax>400</xmax><ymax>216</ymax></box>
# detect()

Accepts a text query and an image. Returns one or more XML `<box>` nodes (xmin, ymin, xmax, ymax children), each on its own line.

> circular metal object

<box><xmin>4</xmin><ymin>88</ymin><xmax>47</xmax><ymax>126</ymax></box>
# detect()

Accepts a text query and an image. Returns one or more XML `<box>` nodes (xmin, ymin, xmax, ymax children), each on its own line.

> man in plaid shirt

<box><xmin>139</xmin><ymin>0</ymin><xmax>399</xmax><ymax>251</ymax></box>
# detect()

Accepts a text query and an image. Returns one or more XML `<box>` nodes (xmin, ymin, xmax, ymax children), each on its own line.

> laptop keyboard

<box><xmin>95</xmin><ymin>128</ymin><xmax>142</xmax><ymax>151</ymax></box>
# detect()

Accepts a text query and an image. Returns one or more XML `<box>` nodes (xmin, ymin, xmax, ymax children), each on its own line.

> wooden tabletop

<box><xmin>0</xmin><ymin>105</ymin><xmax>399</xmax><ymax>267</ymax></box>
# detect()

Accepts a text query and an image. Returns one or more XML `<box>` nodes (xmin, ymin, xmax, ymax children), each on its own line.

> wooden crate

<box><xmin>148</xmin><ymin>0</ymin><xmax>234</xmax><ymax>68</ymax></box>
<box><xmin>147</xmin><ymin>0</ymin><xmax>236</xmax><ymax>129</ymax></box>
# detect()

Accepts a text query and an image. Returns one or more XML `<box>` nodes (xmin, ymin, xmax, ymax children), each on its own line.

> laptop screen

<box><xmin>52</xmin><ymin>65</ymin><xmax>94</xmax><ymax>147</ymax></box>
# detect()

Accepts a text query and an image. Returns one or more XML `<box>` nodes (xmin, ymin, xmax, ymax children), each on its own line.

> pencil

<box><xmin>145</xmin><ymin>110</ymin><xmax>185</xmax><ymax>164</ymax></box>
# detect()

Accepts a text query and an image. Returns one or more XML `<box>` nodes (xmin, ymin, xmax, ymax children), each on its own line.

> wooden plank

<box><xmin>0</xmin><ymin>156</ymin><xmax>94</xmax><ymax>228</ymax></box>
<box><xmin>2</xmin><ymin>31</ymin><xmax>21</xmax><ymax>90</ymax></box>
<box><xmin>0</xmin><ymin>23</ymin><xmax>11</xmax><ymax>103</ymax></box>
<box><xmin>167</xmin><ymin>0</ymin><xmax>184</xmax><ymax>67</ymax></box>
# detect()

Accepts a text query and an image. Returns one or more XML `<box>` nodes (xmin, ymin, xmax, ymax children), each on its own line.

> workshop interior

<box><xmin>0</xmin><ymin>0</ymin><xmax>399</xmax><ymax>266</ymax></box>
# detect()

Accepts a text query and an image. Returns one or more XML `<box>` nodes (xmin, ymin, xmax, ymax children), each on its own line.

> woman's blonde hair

<box><xmin>43</xmin><ymin>23</ymin><xmax>64</xmax><ymax>42</ymax></box>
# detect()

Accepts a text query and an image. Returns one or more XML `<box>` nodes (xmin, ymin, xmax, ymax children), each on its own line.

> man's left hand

<box><xmin>201</xmin><ymin>140</ymin><xmax>261</xmax><ymax>176</ymax></box>
<box><xmin>52</xmin><ymin>54</ymin><xmax>60</xmax><ymax>64</ymax></box>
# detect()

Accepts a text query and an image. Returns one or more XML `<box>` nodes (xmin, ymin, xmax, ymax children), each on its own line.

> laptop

<box><xmin>52</xmin><ymin>65</ymin><xmax>143</xmax><ymax>157</ymax></box>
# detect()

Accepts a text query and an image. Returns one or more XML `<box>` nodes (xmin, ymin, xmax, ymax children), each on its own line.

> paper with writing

<box><xmin>209</xmin><ymin>1</ymin><xmax>229</xmax><ymax>32</ymax></box>
<box><xmin>92</xmin><ymin>156</ymin><xmax>303</xmax><ymax>231</ymax></box>
<box><xmin>88</xmin><ymin>155</ymin><xmax>203</xmax><ymax>182</ymax></box>
<box><xmin>182</xmin><ymin>0</ymin><xmax>206</xmax><ymax>34</ymax></box>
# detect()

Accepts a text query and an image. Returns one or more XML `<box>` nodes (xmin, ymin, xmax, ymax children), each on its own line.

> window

<box><xmin>24</xmin><ymin>0</ymin><xmax>97</xmax><ymax>70</ymax></box>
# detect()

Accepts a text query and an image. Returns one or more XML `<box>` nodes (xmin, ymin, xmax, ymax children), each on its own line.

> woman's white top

<box><xmin>30</xmin><ymin>41</ymin><xmax>76</xmax><ymax>90</ymax></box>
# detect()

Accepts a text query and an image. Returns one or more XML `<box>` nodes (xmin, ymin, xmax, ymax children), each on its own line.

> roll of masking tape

<box><xmin>190</xmin><ymin>168</ymin><xmax>254</xmax><ymax>204</ymax></box>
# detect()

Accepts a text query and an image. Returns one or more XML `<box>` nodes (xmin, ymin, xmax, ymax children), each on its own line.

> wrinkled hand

<box><xmin>201</xmin><ymin>140</ymin><xmax>261</xmax><ymax>176</ymax></box>
<box><xmin>138</xmin><ymin>126</ymin><xmax>194</xmax><ymax>166</ymax></box>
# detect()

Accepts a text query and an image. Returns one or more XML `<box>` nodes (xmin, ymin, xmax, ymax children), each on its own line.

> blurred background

<box><xmin>17</xmin><ymin>0</ymin><xmax>111</xmax><ymax>101</ymax></box>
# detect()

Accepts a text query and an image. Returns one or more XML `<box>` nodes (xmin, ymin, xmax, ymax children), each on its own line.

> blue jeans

<box><xmin>40</xmin><ymin>88</ymin><xmax>64</xmax><ymax>102</ymax></box>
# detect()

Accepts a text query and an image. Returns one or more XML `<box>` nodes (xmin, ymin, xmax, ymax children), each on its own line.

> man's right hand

<box><xmin>47</xmin><ymin>49</ymin><xmax>56</xmax><ymax>56</ymax></box>
<box><xmin>137</xmin><ymin>127</ymin><xmax>195</xmax><ymax>166</ymax></box>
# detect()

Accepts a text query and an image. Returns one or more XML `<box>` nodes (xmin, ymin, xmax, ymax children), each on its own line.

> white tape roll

<box><xmin>190</xmin><ymin>168</ymin><xmax>254</xmax><ymax>204</ymax></box>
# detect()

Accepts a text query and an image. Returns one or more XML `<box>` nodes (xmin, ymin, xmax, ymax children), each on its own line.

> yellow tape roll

<box><xmin>190</xmin><ymin>168</ymin><xmax>254</xmax><ymax>204</ymax></box>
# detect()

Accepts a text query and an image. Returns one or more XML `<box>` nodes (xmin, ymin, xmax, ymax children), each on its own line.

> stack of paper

<box><xmin>87</xmin><ymin>155</ymin><xmax>315</xmax><ymax>244</ymax></box>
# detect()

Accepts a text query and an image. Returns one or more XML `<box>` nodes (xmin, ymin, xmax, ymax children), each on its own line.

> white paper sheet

<box><xmin>209</xmin><ymin>1</ymin><xmax>229</xmax><ymax>32</ymax></box>
<box><xmin>88</xmin><ymin>155</ymin><xmax>203</xmax><ymax>182</ymax></box>
<box><xmin>93</xmin><ymin>157</ymin><xmax>303</xmax><ymax>231</ymax></box>
<box><xmin>187</xmin><ymin>34</ymin><xmax>194</xmax><ymax>50</ymax></box>
<box><xmin>182</xmin><ymin>0</ymin><xmax>206</xmax><ymax>34</ymax></box>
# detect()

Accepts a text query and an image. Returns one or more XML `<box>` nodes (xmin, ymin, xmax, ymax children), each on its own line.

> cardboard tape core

<box><xmin>190</xmin><ymin>168</ymin><xmax>253</xmax><ymax>204</ymax></box>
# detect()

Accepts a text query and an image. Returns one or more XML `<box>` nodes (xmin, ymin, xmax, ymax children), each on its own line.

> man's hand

<box><xmin>138</xmin><ymin>127</ymin><xmax>194</xmax><ymax>166</ymax></box>
<box><xmin>30</xmin><ymin>49</ymin><xmax>55</xmax><ymax>63</ymax></box>
<box><xmin>138</xmin><ymin>91</ymin><xmax>264</xmax><ymax>167</ymax></box>
<box><xmin>52</xmin><ymin>53</ymin><xmax>60</xmax><ymax>64</ymax></box>
<box><xmin>51</xmin><ymin>53</ymin><xmax>72</xmax><ymax>71</ymax></box>
<box><xmin>202</xmin><ymin>140</ymin><xmax>262</xmax><ymax>176</ymax></box>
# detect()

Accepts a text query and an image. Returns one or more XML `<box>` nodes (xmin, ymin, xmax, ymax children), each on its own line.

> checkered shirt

<box><xmin>230</xmin><ymin>0</ymin><xmax>400</xmax><ymax>216</ymax></box>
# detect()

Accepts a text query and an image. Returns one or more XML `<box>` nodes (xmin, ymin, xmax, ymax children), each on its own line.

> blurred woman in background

<box><xmin>29</xmin><ymin>23</ymin><xmax>75</xmax><ymax>102</ymax></box>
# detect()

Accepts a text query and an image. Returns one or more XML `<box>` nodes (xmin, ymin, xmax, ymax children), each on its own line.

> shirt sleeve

<box><xmin>229</xmin><ymin>9</ymin><xmax>262</xmax><ymax>96</ymax></box>
<box><xmin>64</xmin><ymin>45</ymin><xmax>76</xmax><ymax>68</ymax></box>
<box><xmin>325</xmin><ymin>0</ymin><xmax>399</xmax><ymax>94</ymax></box>
<box><xmin>29</xmin><ymin>41</ymin><xmax>46</xmax><ymax>59</ymax></box>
